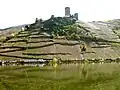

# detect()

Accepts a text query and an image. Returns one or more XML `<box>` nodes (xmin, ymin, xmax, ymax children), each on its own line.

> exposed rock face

<box><xmin>87</xmin><ymin>22</ymin><xmax>120</xmax><ymax>42</ymax></box>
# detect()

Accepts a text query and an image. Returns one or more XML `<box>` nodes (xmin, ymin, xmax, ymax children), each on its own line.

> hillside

<box><xmin>0</xmin><ymin>17</ymin><xmax>120</xmax><ymax>61</ymax></box>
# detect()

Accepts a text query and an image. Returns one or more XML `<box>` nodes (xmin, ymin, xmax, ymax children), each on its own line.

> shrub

<box><xmin>70</xmin><ymin>33</ymin><xmax>80</xmax><ymax>40</ymax></box>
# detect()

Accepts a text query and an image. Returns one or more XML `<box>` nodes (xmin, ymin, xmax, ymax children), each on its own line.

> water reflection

<box><xmin>1</xmin><ymin>62</ymin><xmax>120</xmax><ymax>80</ymax></box>
<box><xmin>0</xmin><ymin>63</ymin><xmax>46</xmax><ymax>67</ymax></box>
<box><xmin>0</xmin><ymin>61</ymin><xmax>120</xmax><ymax>68</ymax></box>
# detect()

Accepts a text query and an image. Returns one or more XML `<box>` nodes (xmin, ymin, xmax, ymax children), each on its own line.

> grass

<box><xmin>0</xmin><ymin>63</ymin><xmax>120</xmax><ymax>90</ymax></box>
<box><xmin>110</xmin><ymin>42</ymin><xmax>120</xmax><ymax>47</ymax></box>
<box><xmin>0</xmin><ymin>56</ymin><xmax>20</xmax><ymax>60</ymax></box>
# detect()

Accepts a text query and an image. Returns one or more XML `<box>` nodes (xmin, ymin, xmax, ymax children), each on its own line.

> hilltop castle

<box><xmin>26</xmin><ymin>7</ymin><xmax>79</xmax><ymax>29</ymax></box>
<box><xmin>65</xmin><ymin>7</ymin><xmax>78</xmax><ymax>20</ymax></box>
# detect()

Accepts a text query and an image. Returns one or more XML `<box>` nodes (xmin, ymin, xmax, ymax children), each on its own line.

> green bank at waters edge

<box><xmin>0</xmin><ymin>63</ymin><xmax>120</xmax><ymax>90</ymax></box>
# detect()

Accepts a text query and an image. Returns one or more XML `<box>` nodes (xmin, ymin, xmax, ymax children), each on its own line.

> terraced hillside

<box><xmin>0</xmin><ymin>28</ymin><xmax>82</xmax><ymax>60</ymax></box>
<box><xmin>1</xmin><ymin>17</ymin><xmax>120</xmax><ymax>61</ymax></box>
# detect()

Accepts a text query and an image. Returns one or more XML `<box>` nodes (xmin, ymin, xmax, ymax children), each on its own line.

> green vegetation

<box><xmin>0</xmin><ymin>63</ymin><xmax>120</xmax><ymax>90</ymax></box>
<box><xmin>41</xmin><ymin>17</ymin><xmax>92</xmax><ymax>40</ymax></box>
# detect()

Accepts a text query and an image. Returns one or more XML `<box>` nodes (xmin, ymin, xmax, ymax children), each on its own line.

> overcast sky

<box><xmin>0</xmin><ymin>0</ymin><xmax>120</xmax><ymax>29</ymax></box>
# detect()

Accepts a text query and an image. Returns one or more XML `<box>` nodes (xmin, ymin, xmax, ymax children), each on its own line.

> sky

<box><xmin>0</xmin><ymin>0</ymin><xmax>120</xmax><ymax>29</ymax></box>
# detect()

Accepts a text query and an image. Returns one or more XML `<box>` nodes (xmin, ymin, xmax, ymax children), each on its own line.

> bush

<box><xmin>70</xmin><ymin>33</ymin><xmax>80</xmax><ymax>40</ymax></box>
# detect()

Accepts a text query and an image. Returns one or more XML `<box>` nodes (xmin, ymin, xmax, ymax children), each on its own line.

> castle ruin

<box><xmin>65</xmin><ymin>7</ymin><xmax>78</xmax><ymax>20</ymax></box>
<box><xmin>65</xmin><ymin>7</ymin><xmax>71</xmax><ymax>17</ymax></box>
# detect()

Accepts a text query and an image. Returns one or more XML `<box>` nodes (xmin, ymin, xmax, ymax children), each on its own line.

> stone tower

<box><xmin>74</xmin><ymin>13</ymin><xmax>78</xmax><ymax>20</ymax></box>
<box><xmin>65</xmin><ymin>7</ymin><xmax>70</xmax><ymax>17</ymax></box>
